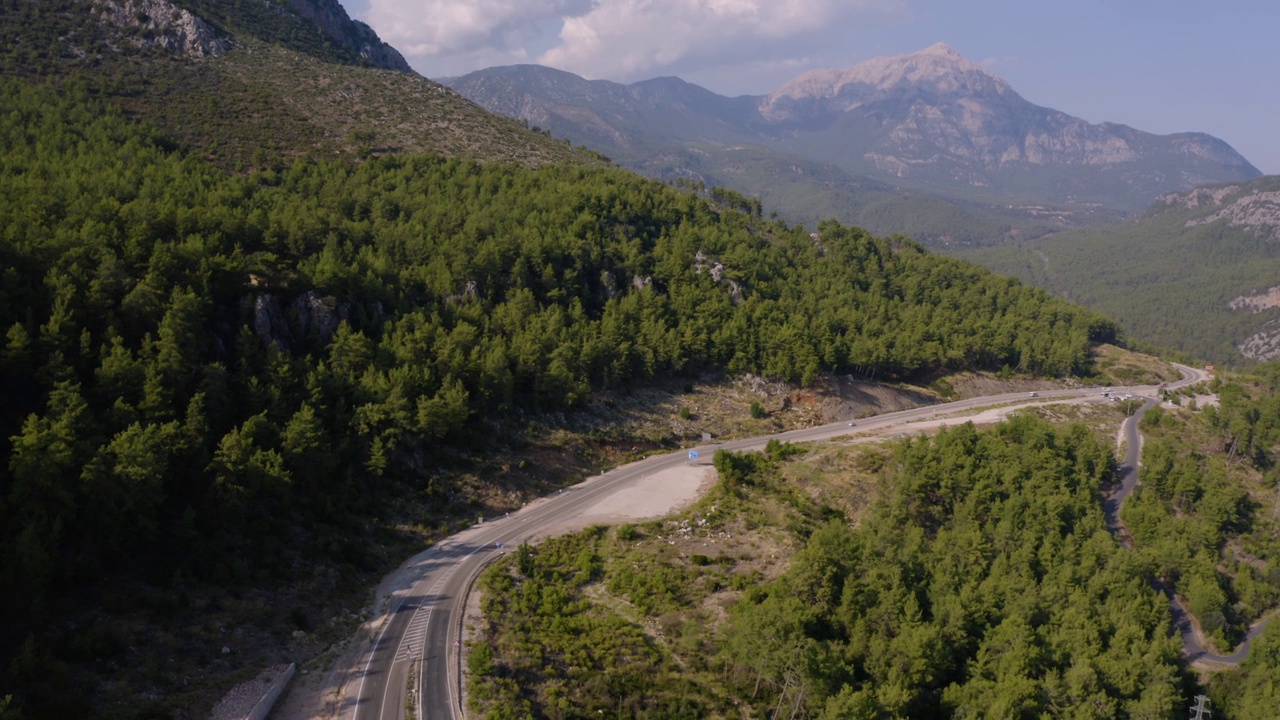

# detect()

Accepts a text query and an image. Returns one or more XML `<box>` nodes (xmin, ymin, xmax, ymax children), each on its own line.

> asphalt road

<box><xmin>1108</xmin><ymin>383</ymin><xmax>1277</xmax><ymax>666</ymax></box>
<box><xmin>348</xmin><ymin>363</ymin><xmax>1210</xmax><ymax>720</ymax></box>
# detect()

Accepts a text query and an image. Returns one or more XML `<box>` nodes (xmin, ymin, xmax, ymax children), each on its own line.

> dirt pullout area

<box><xmin>539</xmin><ymin>465</ymin><xmax>715</xmax><ymax>538</ymax></box>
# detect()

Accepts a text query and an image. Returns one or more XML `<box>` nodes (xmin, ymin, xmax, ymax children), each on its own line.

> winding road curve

<box><xmin>1111</xmin><ymin>389</ymin><xmax>1278</xmax><ymax>666</ymax></box>
<box><xmin>343</xmin><ymin>363</ymin><xmax>1232</xmax><ymax>720</ymax></box>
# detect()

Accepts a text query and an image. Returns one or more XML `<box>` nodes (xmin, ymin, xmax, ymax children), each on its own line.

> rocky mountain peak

<box><xmin>761</xmin><ymin>43</ymin><xmax>1012</xmax><ymax>121</ymax></box>
<box><xmin>918</xmin><ymin>41</ymin><xmax>961</xmax><ymax>57</ymax></box>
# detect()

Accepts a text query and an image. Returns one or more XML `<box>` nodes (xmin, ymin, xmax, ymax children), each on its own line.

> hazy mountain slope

<box><xmin>441</xmin><ymin>64</ymin><xmax>762</xmax><ymax>154</ymax></box>
<box><xmin>958</xmin><ymin>176</ymin><xmax>1280</xmax><ymax>364</ymax></box>
<box><xmin>444</xmin><ymin>64</ymin><xmax>1084</xmax><ymax>244</ymax></box>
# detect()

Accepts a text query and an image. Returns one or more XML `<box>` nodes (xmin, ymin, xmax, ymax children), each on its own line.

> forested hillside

<box><xmin>0</xmin><ymin>0</ymin><xmax>590</xmax><ymax>169</ymax></box>
<box><xmin>0</xmin><ymin>78</ymin><xmax>1120</xmax><ymax>716</ymax></box>
<box><xmin>470</xmin><ymin>417</ymin><xmax>1191</xmax><ymax>718</ymax></box>
<box><xmin>958</xmin><ymin>176</ymin><xmax>1280</xmax><ymax>365</ymax></box>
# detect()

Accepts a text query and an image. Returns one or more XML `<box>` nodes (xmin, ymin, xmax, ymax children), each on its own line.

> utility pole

<box><xmin>1189</xmin><ymin>695</ymin><xmax>1211</xmax><ymax>720</ymax></box>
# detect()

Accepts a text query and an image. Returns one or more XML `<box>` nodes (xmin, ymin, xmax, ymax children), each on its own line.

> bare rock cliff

<box><xmin>94</xmin><ymin>0</ymin><xmax>228</xmax><ymax>58</ymax></box>
<box><xmin>283</xmin><ymin>0</ymin><xmax>411</xmax><ymax>72</ymax></box>
<box><xmin>1160</xmin><ymin>183</ymin><xmax>1280</xmax><ymax>241</ymax></box>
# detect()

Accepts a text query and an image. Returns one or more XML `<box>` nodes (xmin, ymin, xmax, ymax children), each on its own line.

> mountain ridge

<box><xmin>444</xmin><ymin>44</ymin><xmax>1260</xmax><ymax>222</ymax></box>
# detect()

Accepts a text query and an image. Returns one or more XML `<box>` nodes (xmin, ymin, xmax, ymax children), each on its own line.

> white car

<box><xmin>1029</xmin><ymin>392</ymin><xmax>1038</xmax><ymax>397</ymax></box>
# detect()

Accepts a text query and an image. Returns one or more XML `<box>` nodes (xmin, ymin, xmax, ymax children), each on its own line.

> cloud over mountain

<box><xmin>365</xmin><ymin>0</ymin><xmax>902</xmax><ymax>80</ymax></box>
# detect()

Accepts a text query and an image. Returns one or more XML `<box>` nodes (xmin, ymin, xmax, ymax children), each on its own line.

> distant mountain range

<box><xmin>444</xmin><ymin>44</ymin><xmax>1261</xmax><ymax>241</ymax></box>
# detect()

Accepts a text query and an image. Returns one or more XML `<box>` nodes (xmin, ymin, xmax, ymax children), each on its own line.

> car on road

<box><xmin>1029</xmin><ymin>392</ymin><xmax>1038</xmax><ymax>397</ymax></box>
<box><xmin>847</xmin><ymin>421</ymin><xmax>856</xmax><ymax>426</ymax></box>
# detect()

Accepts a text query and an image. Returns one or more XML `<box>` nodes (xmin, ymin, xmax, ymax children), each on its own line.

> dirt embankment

<box><xmin>805</xmin><ymin>375</ymin><xmax>939</xmax><ymax>421</ymax></box>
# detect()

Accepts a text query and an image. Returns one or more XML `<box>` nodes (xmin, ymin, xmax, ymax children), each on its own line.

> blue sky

<box><xmin>341</xmin><ymin>0</ymin><xmax>1278</xmax><ymax>173</ymax></box>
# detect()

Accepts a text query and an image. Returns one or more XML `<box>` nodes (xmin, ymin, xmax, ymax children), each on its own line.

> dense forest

<box><xmin>0</xmin><ymin>77</ymin><xmax>1121</xmax><ymax>716</ymax></box>
<box><xmin>469</xmin><ymin>418</ymin><xmax>1193</xmax><ymax>719</ymax></box>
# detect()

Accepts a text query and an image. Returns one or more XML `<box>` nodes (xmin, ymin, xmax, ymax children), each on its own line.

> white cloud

<box><xmin>365</xmin><ymin>0</ymin><xmax>589</xmax><ymax>59</ymax></box>
<box><xmin>979</xmin><ymin>55</ymin><xmax>1018</xmax><ymax>72</ymax></box>
<box><xmin>362</xmin><ymin>0</ymin><xmax>902</xmax><ymax>83</ymax></box>
<box><xmin>543</xmin><ymin>0</ymin><xmax>901</xmax><ymax>80</ymax></box>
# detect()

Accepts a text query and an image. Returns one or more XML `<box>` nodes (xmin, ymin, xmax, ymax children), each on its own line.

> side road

<box><xmin>1111</xmin><ymin>392</ymin><xmax>1276</xmax><ymax>667</ymax></box>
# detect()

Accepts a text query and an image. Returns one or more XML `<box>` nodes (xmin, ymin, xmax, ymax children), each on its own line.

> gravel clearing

<box><xmin>534</xmin><ymin>464</ymin><xmax>715</xmax><ymax>537</ymax></box>
<box><xmin>209</xmin><ymin>664</ymin><xmax>291</xmax><ymax>720</ymax></box>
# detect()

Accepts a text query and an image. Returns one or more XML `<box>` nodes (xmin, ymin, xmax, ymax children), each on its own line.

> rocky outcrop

<box><xmin>1159</xmin><ymin>185</ymin><xmax>1242</xmax><ymax>210</ymax></box>
<box><xmin>1186</xmin><ymin>191</ymin><xmax>1280</xmax><ymax>240</ymax></box>
<box><xmin>247</xmin><ymin>291</ymin><xmax>350</xmax><ymax>351</ymax></box>
<box><xmin>250</xmin><ymin>294</ymin><xmax>292</xmax><ymax>350</ymax></box>
<box><xmin>1229</xmin><ymin>285</ymin><xmax>1280</xmax><ymax>313</ymax></box>
<box><xmin>1159</xmin><ymin>182</ymin><xmax>1280</xmax><ymax>241</ymax></box>
<box><xmin>1238</xmin><ymin>319</ymin><xmax>1280</xmax><ymax>361</ymax></box>
<box><xmin>290</xmin><ymin>290</ymin><xmax>346</xmax><ymax>344</ymax></box>
<box><xmin>94</xmin><ymin>0</ymin><xmax>228</xmax><ymax>57</ymax></box>
<box><xmin>282</xmin><ymin>0</ymin><xmax>411</xmax><ymax>72</ymax></box>
<box><xmin>693</xmin><ymin>250</ymin><xmax>744</xmax><ymax>304</ymax></box>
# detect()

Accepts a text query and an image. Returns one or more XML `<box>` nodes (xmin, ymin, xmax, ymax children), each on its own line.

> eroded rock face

<box><xmin>1186</xmin><ymin>191</ymin><xmax>1280</xmax><ymax>240</ymax></box>
<box><xmin>250</xmin><ymin>294</ymin><xmax>292</xmax><ymax>350</ymax></box>
<box><xmin>94</xmin><ymin>0</ymin><xmax>228</xmax><ymax>58</ymax></box>
<box><xmin>1159</xmin><ymin>185</ymin><xmax>1242</xmax><ymax>209</ymax></box>
<box><xmin>282</xmin><ymin>0</ymin><xmax>411</xmax><ymax>72</ymax></box>
<box><xmin>291</xmin><ymin>290</ymin><xmax>345</xmax><ymax>344</ymax></box>
<box><xmin>1238</xmin><ymin>318</ymin><xmax>1280</xmax><ymax>361</ymax></box>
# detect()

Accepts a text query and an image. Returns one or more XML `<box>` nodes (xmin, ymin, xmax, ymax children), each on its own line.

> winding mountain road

<box><xmin>1110</xmin><ymin>387</ymin><xmax>1278</xmax><ymax>666</ymax></box>
<box><xmin>343</xmin><ymin>363</ymin><xmax>1218</xmax><ymax>720</ymax></box>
